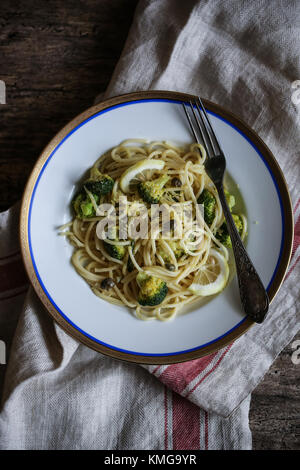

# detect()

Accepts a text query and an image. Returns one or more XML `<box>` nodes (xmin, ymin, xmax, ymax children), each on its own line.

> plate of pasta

<box><xmin>20</xmin><ymin>91</ymin><xmax>293</xmax><ymax>364</ymax></box>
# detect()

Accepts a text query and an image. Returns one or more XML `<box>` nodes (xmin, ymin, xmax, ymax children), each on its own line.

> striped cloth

<box><xmin>0</xmin><ymin>203</ymin><xmax>251</xmax><ymax>450</ymax></box>
<box><xmin>0</xmin><ymin>0</ymin><xmax>299</xmax><ymax>450</ymax></box>
<box><xmin>104</xmin><ymin>0</ymin><xmax>300</xmax><ymax>417</ymax></box>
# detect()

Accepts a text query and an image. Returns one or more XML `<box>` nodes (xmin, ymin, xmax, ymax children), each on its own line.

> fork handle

<box><xmin>216</xmin><ymin>184</ymin><xmax>269</xmax><ymax>323</ymax></box>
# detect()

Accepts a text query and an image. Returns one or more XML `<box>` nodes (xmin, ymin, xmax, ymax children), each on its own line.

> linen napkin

<box><xmin>0</xmin><ymin>0</ymin><xmax>299</xmax><ymax>450</ymax></box>
<box><xmin>0</xmin><ymin>204</ymin><xmax>252</xmax><ymax>450</ymax></box>
<box><xmin>103</xmin><ymin>0</ymin><xmax>300</xmax><ymax>416</ymax></box>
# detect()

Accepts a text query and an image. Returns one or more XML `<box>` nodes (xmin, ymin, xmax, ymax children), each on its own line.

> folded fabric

<box><xmin>0</xmin><ymin>0</ymin><xmax>299</xmax><ymax>450</ymax></box>
<box><xmin>0</xmin><ymin>202</ymin><xmax>253</xmax><ymax>450</ymax></box>
<box><xmin>103</xmin><ymin>0</ymin><xmax>300</xmax><ymax>417</ymax></box>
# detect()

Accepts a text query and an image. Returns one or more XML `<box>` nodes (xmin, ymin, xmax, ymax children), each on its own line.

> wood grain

<box><xmin>0</xmin><ymin>0</ymin><xmax>299</xmax><ymax>450</ymax></box>
<box><xmin>250</xmin><ymin>331</ymin><xmax>300</xmax><ymax>449</ymax></box>
<box><xmin>0</xmin><ymin>0</ymin><xmax>138</xmax><ymax>211</ymax></box>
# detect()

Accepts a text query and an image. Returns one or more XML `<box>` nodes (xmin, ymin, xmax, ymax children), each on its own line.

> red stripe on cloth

<box><xmin>0</xmin><ymin>259</ymin><xmax>28</xmax><ymax>293</ymax></box>
<box><xmin>152</xmin><ymin>365</ymin><xmax>162</xmax><ymax>375</ymax></box>
<box><xmin>185</xmin><ymin>344</ymin><xmax>233</xmax><ymax>398</ymax></box>
<box><xmin>294</xmin><ymin>197</ymin><xmax>300</xmax><ymax>214</ymax></box>
<box><xmin>158</xmin><ymin>353</ymin><xmax>218</xmax><ymax>394</ymax></box>
<box><xmin>205</xmin><ymin>412</ymin><xmax>209</xmax><ymax>450</ymax></box>
<box><xmin>285</xmin><ymin>254</ymin><xmax>300</xmax><ymax>282</ymax></box>
<box><xmin>172</xmin><ymin>392</ymin><xmax>200</xmax><ymax>450</ymax></box>
<box><xmin>293</xmin><ymin>234</ymin><xmax>300</xmax><ymax>256</ymax></box>
<box><xmin>282</xmin><ymin>211</ymin><xmax>300</xmax><ymax>282</ymax></box>
<box><xmin>292</xmin><ymin>213</ymin><xmax>300</xmax><ymax>256</ymax></box>
<box><xmin>164</xmin><ymin>387</ymin><xmax>168</xmax><ymax>450</ymax></box>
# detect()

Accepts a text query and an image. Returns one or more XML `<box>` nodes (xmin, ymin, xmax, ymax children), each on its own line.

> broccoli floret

<box><xmin>72</xmin><ymin>167</ymin><xmax>113</xmax><ymax>217</ymax></box>
<box><xmin>103</xmin><ymin>238</ymin><xmax>126</xmax><ymax>260</ymax></box>
<box><xmin>198</xmin><ymin>188</ymin><xmax>236</xmax><ymax>226</ymax></box>
<box><xmin>198</xmin><ymin>189</ymin><xmax>216</xmax><ymax>226</ymax></box>
<box><xmin>84</xmin><ymin>167</ymin><xmax>114</xmax><ymax>196</ymax></box>
<box><xmin>169</xmin><ymin>240</ymin><xmax>186</xmax><ymax>259</ymax></box>
<box><xmin>233</xmin><ymin>214</ymin><xmax>244</xmax><ymax>234</ymax></box>
<box><xmin>158</xmin><ymin>240</ymin><xmax>186</xmax><ymax>263</ymax></box>
<box><xmin>215</xmin><ymin>222</ymin><xmax>230</xmax><ymax>247</ymax></box>
<box><xmin>72</xmin><ymin>191</ymin><xmax>99</xmax><ymax>219</ymax></box>
<box><xmin>216</xmin><ymin>214</ymin><xmax>244</xmax><ymax>248</ymax></box>
<box><xmin>103</xmin><ymin>241</ymin><xmax>126</xmax><ymax>260</ymax></box>
<box><xmin>138</xmin><ymin>175</ymin><xmax>169</xmax><ymax>204</ymax></box>
<box><xmin>224</xmin><ymin>189</ymin><xmax>235</xmax><ymax>212</ymax></box>
<box><xmin>103</xmin><ymin>227</ymin><xmax>126</xmax><ymax>260</ymax></box>
<box><xmin>136</xmin><ymin>272</ymin><xmax>168</xmax><ymax>306</ymax></box>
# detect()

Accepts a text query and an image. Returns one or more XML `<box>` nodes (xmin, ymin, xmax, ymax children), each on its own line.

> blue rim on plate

<box><xmin>20</xmin><ymin>91</ymin><xmax>293</xmax><ymax>364</ymax></box>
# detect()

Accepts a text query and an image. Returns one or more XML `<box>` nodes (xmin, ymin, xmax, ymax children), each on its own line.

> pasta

<box><xmin>59</xmin><ymin>139</ymin><xmax>247</xmax><ymax>321</ymax></box>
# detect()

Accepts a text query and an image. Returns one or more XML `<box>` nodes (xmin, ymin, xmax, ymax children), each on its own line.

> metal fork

<box><xmin>183</xmin><ymin>97</ymin><xmax>269</xmax><ymax>324</ymax></box>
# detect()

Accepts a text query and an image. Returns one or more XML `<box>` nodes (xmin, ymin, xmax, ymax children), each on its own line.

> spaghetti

<box><xmin>59</xmin><ymin>140</ymin><xmax>247</xmax><ymax>321</ymax></box>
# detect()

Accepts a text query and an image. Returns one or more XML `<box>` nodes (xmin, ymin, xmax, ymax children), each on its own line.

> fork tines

<box><xmin>183</xmin><ymin>98</ymin><xmax>221</xmax><ymax>158</ymax></box>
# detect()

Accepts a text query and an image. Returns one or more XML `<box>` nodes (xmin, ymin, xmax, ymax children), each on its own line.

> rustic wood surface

<box><xmin>0</xmin><ymin>0</ymin><xmax>299</xmax><ymax>450</ymax></box>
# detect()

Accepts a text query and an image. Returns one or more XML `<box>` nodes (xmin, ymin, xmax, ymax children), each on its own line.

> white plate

<box><xmin>20</xmin><ymin>91</ymin><xmax>293</xmax><ymax>364</ymax></box>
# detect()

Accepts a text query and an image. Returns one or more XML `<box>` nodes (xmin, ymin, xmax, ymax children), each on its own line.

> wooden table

<box><xmin>1</xmin><ymin>0</ymin><xmax>299</xmax><ymax>450</ymax></box>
